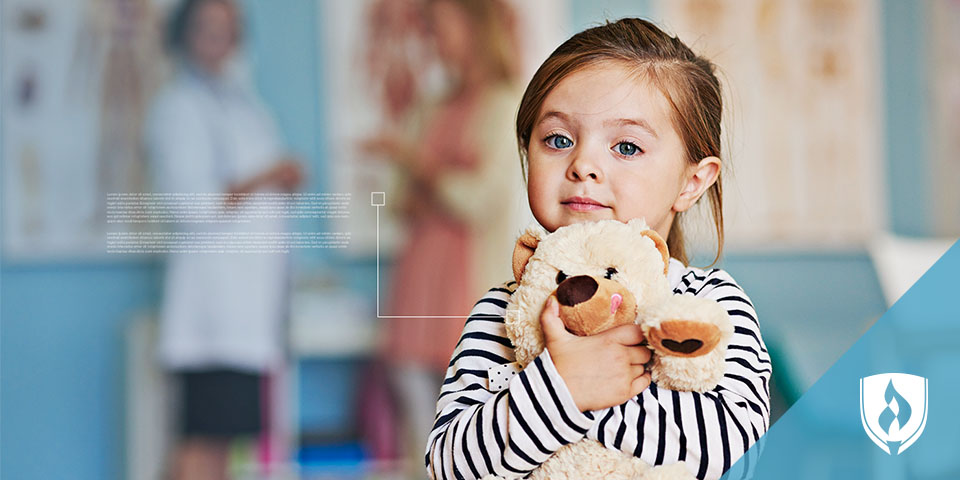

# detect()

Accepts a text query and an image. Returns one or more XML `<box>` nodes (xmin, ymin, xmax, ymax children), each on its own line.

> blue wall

<box><xmin>1</xmin><ymin>261</ymin><xmax>161</xmax><ymax>479</ymax></box>
<box><xmin>0</xmin><ymin>1</ymin><xmax>931</xmax><ymax>479</ymax></box>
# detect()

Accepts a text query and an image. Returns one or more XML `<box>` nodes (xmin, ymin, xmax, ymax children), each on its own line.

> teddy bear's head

<box><xmin>505</xmin><ymin>219</ymin><xmax>673</xmax><ymax>368</ymax></box>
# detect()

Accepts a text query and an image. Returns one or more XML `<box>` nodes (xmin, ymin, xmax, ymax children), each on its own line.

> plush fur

<box><xmin>489</xmin><ymin>219</ymin><xmax>733</xmax><ymax>480</ymax></box>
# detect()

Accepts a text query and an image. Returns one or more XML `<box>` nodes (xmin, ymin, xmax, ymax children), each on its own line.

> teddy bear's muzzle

<box><xmin>555</xmin><ymin>275</ymin><xmax>638</xmax><ymax>336</ymax></box>
<box><xmin>556</xmin><ymin>275</ymin><xmax>598</xmax><ymax>307</ymax></box>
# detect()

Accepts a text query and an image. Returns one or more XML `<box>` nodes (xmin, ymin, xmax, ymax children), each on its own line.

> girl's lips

<box><xmin>564</xmin><ymin>202</ymin><xmax>608</xmax><ymax>212</ymax></box>
<box><xmin>562</xmin><ymin>196</ymin><xmax>609</xmax><ymax>212</ymax></box>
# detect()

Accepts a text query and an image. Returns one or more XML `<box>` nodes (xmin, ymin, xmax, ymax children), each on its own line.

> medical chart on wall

<box><xmin>653</xmin><ymin>0</ymin><xmax>885</xmax><ymax>251</ymax></box>
<box><xmin>2</xmin><ymin>0</ymin><xmax>165</xmax><ymax>260</ymax></box>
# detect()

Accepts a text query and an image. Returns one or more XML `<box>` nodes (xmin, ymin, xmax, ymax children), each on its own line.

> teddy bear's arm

<box><xmin>427</xmin><ymin>285</ymin><xmax>598</xmax><ymax>480</ymax></box>
<box><xmin>583</xmin><ymin>270</ymin><xmax>772</xmax><ymax>480</ymax></box>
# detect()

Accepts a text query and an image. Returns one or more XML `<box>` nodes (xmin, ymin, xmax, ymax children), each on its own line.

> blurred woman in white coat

<box><xmin>145</xmin><ymin>1</ymin><xmax>301</xmax><ymax>479</ymax></box>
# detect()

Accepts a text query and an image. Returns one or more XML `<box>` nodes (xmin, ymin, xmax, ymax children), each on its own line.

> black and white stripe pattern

<box><xmin>426</xmin><ymin>262</ymin><xmax>772</xmax><ymax>480</ymax></box>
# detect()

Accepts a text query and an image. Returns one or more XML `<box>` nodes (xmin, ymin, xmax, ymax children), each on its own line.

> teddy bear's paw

<box><xmin>648</xmin><ymin>319</ymin><xmax>721</xmax><ymax>358</ymax></box>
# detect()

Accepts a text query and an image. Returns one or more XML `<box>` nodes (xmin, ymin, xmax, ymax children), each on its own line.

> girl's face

<box><xmin>526</xmin><ymin>61</ymin><xmax>718</xmax><ymax>238</ymax></box>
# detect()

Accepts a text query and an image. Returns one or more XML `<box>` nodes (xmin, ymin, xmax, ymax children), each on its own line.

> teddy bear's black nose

<box><xmin>556</xmin><ymin>275</ymin><xmax>598</xmax><ymax>307</ymax></box>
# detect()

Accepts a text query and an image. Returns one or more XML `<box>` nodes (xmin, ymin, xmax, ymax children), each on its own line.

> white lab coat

<box><xmin>146</xmin><ymin>64</ymin><xmax>289</xmax><ymax>372</ymax></box>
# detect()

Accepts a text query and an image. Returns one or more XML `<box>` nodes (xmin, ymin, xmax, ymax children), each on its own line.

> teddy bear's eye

<box><xmin>604</xmin><ymin>267</ymin><xmax>618</xmax><ymax>279</ymax></box>
<box><xmin>556</xmin><ymin>271</ymin><xmax>568</xmax><ymax>284</ymax></box>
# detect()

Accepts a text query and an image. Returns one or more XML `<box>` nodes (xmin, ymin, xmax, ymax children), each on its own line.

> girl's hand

<box><xmin>541</xmin><ymin>295</ymin><xmax>652</xmax><ymax>412</ymax></box>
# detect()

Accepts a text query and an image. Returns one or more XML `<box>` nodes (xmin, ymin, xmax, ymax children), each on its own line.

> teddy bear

<box><xmin>487</xmin><ymin>218</ymin><xmax>734</xmax><ymax>480</ymax></box>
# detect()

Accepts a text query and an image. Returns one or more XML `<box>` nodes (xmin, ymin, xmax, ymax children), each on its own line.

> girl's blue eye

<box><xmin>616</xmin><ymin>142</ymin><xmax>641</xmax><ymax>156</ymax></box>
<box><xmin>547</xmin><ymin>134</ymin><xmax>573</xmax><ymax>149</ymax></box>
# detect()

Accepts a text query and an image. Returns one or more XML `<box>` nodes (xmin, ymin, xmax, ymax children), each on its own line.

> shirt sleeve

<box><xmin>585</xmin><ymin>269</ymin><xmax>772</xmax><ymax>480</ymax></box>
<box><xmin>425</xmin><ymin>282</ymin><xmax>598</xmax><ymax>480</ymax></box>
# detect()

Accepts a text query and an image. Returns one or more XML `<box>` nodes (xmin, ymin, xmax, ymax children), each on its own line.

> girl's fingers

<box><xmin>630</xmin><ymin>372</ymin><xmax>652</xmax><ymax>397</ymax></box>
<box><xmin>604</xmin><ymin>323</ymin><xmax>645</xmax><ymax>346</ymax></box>
<box><xmin>628</xmin><ymin>345</ymin><xmax>652</xmax><ymax>365</ymax></box>
<box><xmin>539</xmin><ymin>296</ymin><xmax>569</xmax><ymax>342</ymax></box>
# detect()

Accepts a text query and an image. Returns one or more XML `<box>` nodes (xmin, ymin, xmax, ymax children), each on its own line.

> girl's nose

<box><xmin>566</xmin><ymin>148</ymin><xmax>603</xmax><ymax>182</ymax></box>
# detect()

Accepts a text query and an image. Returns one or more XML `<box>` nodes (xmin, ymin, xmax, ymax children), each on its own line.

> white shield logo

<box><xmin>860</xmin><ymin>373</ymin><xmax>928</xmax><ymax>455</ymax></box>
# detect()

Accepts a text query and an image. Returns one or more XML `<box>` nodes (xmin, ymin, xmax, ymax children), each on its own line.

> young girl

<box><xmin>426</xmin><ymin>18</ymin><xmax>771</xmax><ymax>480</ymax></box>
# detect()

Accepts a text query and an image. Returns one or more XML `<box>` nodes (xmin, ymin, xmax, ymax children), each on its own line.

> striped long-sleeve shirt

<box><xmin>426</xmin><ymin>258</ymin><xmax>772</xmax><ymax>480</ymax></box>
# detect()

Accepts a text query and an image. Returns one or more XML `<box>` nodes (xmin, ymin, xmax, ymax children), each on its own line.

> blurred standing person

<box><xmin>145</xmin><ymin>1</ymin><xmax>302</xmax><ymax>479</ymax></box>
<box><xmin>362</xmin><ymin>0</ymin><xmax>526</xmax><ymax>473</ymax></box>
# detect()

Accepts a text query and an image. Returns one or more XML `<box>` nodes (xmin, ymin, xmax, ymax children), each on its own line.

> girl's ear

<box><xmin>512</xmin><ymin>228</ymin><xmax>542</xmax><ymax>284</ymax></box>
<box><xmin>674</xmin><ymin>156</ymin><xmax>721</xmax><ymax>212</ymax></box>
<box><xmin>639</xmin><ymin>229</ymin><xmax>670</xmax><ymax>275</ymax></box>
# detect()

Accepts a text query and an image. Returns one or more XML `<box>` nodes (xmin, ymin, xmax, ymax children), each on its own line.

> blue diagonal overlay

<box><xmin>721</xmin><ymin>240</ymin><xmax>960</xmax><ymax>480</ymax></box>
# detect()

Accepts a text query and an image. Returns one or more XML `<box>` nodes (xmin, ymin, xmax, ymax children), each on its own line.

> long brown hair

<box><xmin>428</xmin><ymin>0</ymin><xmax>520</xmax><ymax>85</ymax></box>
<box><xmin>515</xmin><ymin>18</ymin><xmax>724</xmax><ymax>267</ymax></box>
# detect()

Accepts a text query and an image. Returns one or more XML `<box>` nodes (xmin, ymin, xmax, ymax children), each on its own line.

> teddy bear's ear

<box><xmin>640</xmin><ymin>229</ymin><xmax>670</xmax><ymax>275</ymax></box>
<box><xmin>512</xmin><ymin>231</ymin><xmax>540</xmax><ymax>284</ymax></box>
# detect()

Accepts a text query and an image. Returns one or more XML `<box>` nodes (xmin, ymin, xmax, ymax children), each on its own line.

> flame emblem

<box><xmin>878</xmin><ymin>379</ymin><xmax>911</xmax><ymax>436</ymax></box>
<box><xmin>860</xmin><ymin>373</ymin><xmax>928</xmax><ymax>455</ymax></box>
